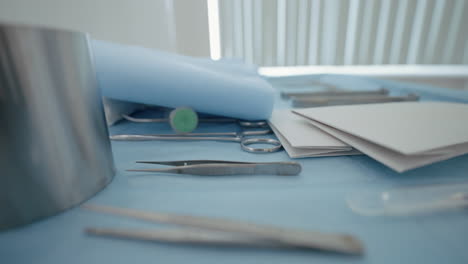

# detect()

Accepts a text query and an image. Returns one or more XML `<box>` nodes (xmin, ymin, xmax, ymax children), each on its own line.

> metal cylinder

<box><xmin>0</xmin><ymin>23</ymin><xmax>115</xmax><ymax>230</ymax></box>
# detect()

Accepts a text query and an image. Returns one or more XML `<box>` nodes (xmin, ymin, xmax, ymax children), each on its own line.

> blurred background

<box><xmin>1</xmin><ymin>0</ymin><xmax>467</xmax><ymax>89</ymax></box>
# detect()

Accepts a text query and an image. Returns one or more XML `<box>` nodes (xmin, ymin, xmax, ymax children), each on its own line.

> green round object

<box><xmin>169</xmin><ymin>107</ymin><xmax>199</xmax><ymax>134</ymax></box>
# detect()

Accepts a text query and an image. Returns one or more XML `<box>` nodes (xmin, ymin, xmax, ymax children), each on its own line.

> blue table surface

<box><xmin>2</xmin><ymin>75</ymin><xmax>468</xmax><ymax>264</ymax></box>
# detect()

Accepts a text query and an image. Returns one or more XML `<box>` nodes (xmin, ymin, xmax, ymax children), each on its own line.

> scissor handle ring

<box><xmin>240</xmin><ymin>138</ymin><xmax>282</xmax><ymax>153</ymax></box>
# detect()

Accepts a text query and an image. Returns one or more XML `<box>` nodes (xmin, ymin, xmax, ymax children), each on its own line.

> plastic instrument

<box><xmin>347</xmin><ymin>182</ymin><xmax>468</xmax><ymax>216</ymax></box>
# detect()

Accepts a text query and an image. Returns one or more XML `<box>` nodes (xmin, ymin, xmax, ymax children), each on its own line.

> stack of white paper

<box><xmin>268</xmin><ymin>110</ymin><xmax>361</xmax><ymax>158</ymax></box>
<box><xmin>293</xmin><ymin>102</ymin><xmax>468</xmax><ymax>172</ymax></box>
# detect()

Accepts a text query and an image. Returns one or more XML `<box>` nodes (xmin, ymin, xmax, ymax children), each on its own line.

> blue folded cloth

<box><xmin>92</xmin><ymin>40</ymin><xmax>275</xmax><ymax>121</ymax></box>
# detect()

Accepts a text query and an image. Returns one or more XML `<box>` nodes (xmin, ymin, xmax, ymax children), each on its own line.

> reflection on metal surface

<box><xmin>0</xmin><ymin>23</ymin><xmax>115</xmax><ymax>230</ymax></box>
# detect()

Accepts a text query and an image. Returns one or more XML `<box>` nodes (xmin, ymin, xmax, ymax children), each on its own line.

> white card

<box><xmin>293</xmin><ymin>102</ymin><xmax>468</xmax><ymax>172</ymax></box>
<box><xmin>268</xmin><ymin>109</ymin><xmax>359</xmax><ymax>159</ymax></box>
<box><xmin>270</xmin><ymin>124</ymin><xmax>361</xmax><ymax>158</ymax></box>
<box><xmin>269</xmin><ymin>109</ymin><xmax>350</xmax><ymax>149</ymax></box>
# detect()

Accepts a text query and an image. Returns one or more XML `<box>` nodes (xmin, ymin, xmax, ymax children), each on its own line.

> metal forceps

<box><xmin>128</xmin><ymin>160</ymin><xmax>302</xmax><ymax>176</ymax></box>
<box><xmin>110</xmin><ymin>120</ymin><xmax>282</xmax><ymax>153</ymax></box>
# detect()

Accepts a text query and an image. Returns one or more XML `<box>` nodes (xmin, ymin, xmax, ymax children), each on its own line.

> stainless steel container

<box><xmin>0</xmin><ymin>23</ymin><xmax>115</xmax><ymax>230</ymax></box>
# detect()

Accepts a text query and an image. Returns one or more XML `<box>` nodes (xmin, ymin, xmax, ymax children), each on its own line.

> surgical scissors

<box><xmin>123</xmin><ymin>114</ymin><xmax>240</xmax><ymax>124</ymax></box>
<box><xmin>123</xmin><ymin>113</ymin><xmax>267</xmax><ymax>128</ymax></box>
<box><xmin>110</xmin><ymin>120</ymin><xmax>282</xmax><ymax>153</ymax></box>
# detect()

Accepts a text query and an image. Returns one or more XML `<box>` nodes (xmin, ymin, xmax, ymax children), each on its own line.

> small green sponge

<box><xmin>169</xmin><ymin>107</ymin><xmax>199</xmax><ymax>134</ymax></box>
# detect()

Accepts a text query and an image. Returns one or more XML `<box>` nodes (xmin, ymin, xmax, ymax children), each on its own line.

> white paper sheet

<box><xmin>271</xmin><ymin>125</ymin><xmax>361</xmax><ymax>158</ymax></box>
<box><xmin>269</xmin><ymin>110</ymin><xmax>350</xmax><ymax>149</ymax></box>
<box><xmin>293</xmin><ymin>102</ymin><xmax>468</xmax><ymax>172</ymax></box>
<box><xmin>268</xmin><ymin>109</ymin><xmax>360</xmax><ymax>158</ymax></box>
<box><xmin>294</xmin><ymin>102</ymin><xmax>468</xmax><ymax>155</ymax></box>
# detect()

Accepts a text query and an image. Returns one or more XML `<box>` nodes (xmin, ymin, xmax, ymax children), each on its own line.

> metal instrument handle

<box><xmin>241</xmin><ymin>138</ymin><xmax>282</xmax><ymax>153</ymax></box>
<box><xmin>83</xmin><ymin>204</ymin><xmax>364</xmax><ymax>255</ymax></box>
<box><xmin>128</xmin><ymin>162</ymin><xmax>300</xmax><ymax>176</ymax></box>
<box><xmin>110</xmin><ymin>134</ymin><xmax>241</xmax><ymax>142</ymax></box>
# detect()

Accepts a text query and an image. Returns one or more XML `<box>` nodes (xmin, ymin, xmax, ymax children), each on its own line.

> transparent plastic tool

<box><xmin>346</xmin><ymin>182</ymin><xmax>468</xmax><ymax>216</ymax></box>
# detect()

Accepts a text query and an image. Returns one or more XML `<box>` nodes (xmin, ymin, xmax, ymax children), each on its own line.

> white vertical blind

<box><xmin>373</xmin><ymin>0</ymin><xmax>394</xmax><ymax>64</ymax></box>
<box><xmin>442</xmin><ymin>0</ymin><xmax>466</xmax><ymax>64</ymax></box>
<box><xmin>262</xmin><ymin>0</ymin><xmax>276</xmax><ymax>66</ymax></box>
<box><xmin>307</xmin><ymin>0</ymin><xmax>321</xmax><ymax>65</ymax></box>
<box><xmin>214</xmin><ymin>0</ymin><xmax>468</xmax><ymax>66</ymax></box>
<box><xmin>357</xmin><ymin>0</ymin><xmax>380</xmax><ymax>65</ymax></box>
<box><xmin>232</xmin><ymin>0</ymin><xmax>244</xmax><ymax>58</ymax></box>
<box><xmin>285</xmin><ymin>0</ymin><xmax>298</xmax><ymax>66</ymax></box>
<box><xmin>295</xmin><ymin>0</ymin><xmax>309</xmax><ymax>65</ymax></box>
<box><xmin>253</xmin><ymin>0</ymin><xmax>263</xmax><ymax>64</ymax></box>
<box><xmin>242</xmin><ymin>0</ymin><xmax>254</xmax><ymax>64</ymax></box>
<box><xmin>320</xmin><ymin>0</ymin><xmax>339</xmax><ymax>65</ymax></box>
<box><xmin>276</xmin><ymin>0</ymin><xmax>286</xmax><ymax>66</ymax></box>
<box><xmin>343</xmin><ymin>0</ymin><xmax>360</xmax><ymax>65</ymax></box>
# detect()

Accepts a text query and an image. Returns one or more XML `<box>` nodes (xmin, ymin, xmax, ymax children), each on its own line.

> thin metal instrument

<box><xmin>122</xmin><ymin>114</ymin><xmax>236</xmax><ymax>124</ymax></box>
<box><xmin>282</xmin><ymin>88</ymin><xmax>389</xmax><ymax>99</ymax></box>
<box><xmin>122</xmin><ymin>111</ymin><xmax>266</xmax><ymax>127</ymax></box>
<box><xmin>292</xmin><ymin>93</ymin><xmax>419</xmax><ymax>108</ymax></box>
<box><xmin>128</xmin><ymin>160</ymin><xmax>302</xmax><ymax>176</ymax></box>
<box><xmin>110</xmin><ymin>121</ymin><xmax>282</xmax><ymax>153</ymax></box>
<box><xmin>272</xmin><ymin>80</ymin><xmax>339</xmax><ymax>90</ymax></box>
<box><xmin>83</xmin><ymin>204</ymin><xmax>364</xmax><ymax>255</ymax></box>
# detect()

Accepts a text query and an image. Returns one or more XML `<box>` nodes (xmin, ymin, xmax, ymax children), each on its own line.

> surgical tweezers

<box><xmin>128</xmin><ymin>160</ymin><xmax>302</xmax><ymax>176</ymax></box>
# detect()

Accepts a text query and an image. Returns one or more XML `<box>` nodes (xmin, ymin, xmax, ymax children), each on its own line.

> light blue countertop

<box><xmin>2</xmin><ymin>75</ymin><xmax>468</xmax><ymax>264</ymax></box>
